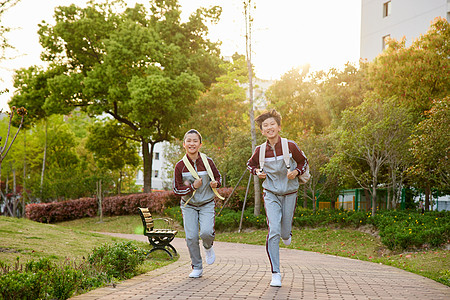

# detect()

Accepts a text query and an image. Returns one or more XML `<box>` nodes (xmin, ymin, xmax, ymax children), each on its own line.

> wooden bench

<box><xmin>138</xmin><ymin>207</ymin><xmax>178</xmax><ymax>259</ymax></box>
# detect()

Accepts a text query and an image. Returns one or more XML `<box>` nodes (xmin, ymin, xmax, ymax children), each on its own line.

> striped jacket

<box><xmin>247</xmin><ymin>136</ymin><xmax>308</xmax><ymax>195</ymax></box>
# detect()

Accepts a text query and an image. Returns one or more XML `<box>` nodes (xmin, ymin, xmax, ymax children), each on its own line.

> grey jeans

<box><xmin>180</xmin><ymin>200</ymin><xmax>215</xmax><ymax>270</ymax></box>
<box><xmin>264</xmin><ymin>190</ymin><xmax>297</xmax><ymax>273</ymax></box>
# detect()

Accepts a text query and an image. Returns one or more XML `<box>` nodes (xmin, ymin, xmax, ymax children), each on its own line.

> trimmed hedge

<box><xmin>25</xmin><ymin>187</ymin><xmax>242</xmax><ymax>224</ymax></box>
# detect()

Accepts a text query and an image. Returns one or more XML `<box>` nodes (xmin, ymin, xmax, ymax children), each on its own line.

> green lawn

<box><xmin>0</xmin><ymin>216</ymin><xmax>176</xmax><ymax>275</ymax></box>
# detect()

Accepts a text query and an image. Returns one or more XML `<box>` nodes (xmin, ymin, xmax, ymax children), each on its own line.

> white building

<box><xmin>360</xmin><ymin>0</ymin><xmax>450</xmax><ymax>62</ymax></box>
<box><xmin>135</xmin><ymin>141</ymin><xmax>172</xmax><ymax>191</ymax></box>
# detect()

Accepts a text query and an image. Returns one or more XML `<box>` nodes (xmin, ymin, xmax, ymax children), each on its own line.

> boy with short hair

<box><xmin>247</xmin><ymin>109</ymin><xmax>308</xmax><ymax>287</ymax></box>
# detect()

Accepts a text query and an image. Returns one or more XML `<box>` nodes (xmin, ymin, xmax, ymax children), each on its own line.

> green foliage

<box><xmin>373</xmin><ymin>210</ymin><xmax>450</xmax><ymax>250</ymax></box>
<box><xmin>35</xmin><ymin>0</ymin><xmax>225</xmax><ymax>192</ymax></box>
<box><xmin>408</xmin><ymin>97</ymin><xmax>450</xmax><ymax>191</ymax></box>
<box><xmin>88</xmin><ymin>241</ymin><xmax>146</xmax><ymax>279</ymax></box>
<box><xmin>0</xmin><ymin>269</ymin><xmax>48</xmax><ymax>300</ymax></box>
<box><xmin>368</xmin><ymin>17</ymin><xmax>450</xmax><ymax>116</ymax></box>
<box><xmin>85</xmin><ymin>119</ymin><xmax>141</xmax><ymax>176</ymax></box>
<box><xmin>0</xmin><ymin>241</ymin><xmax>148</xmax><ymax>299</ymax></box>
<box><xmin>291</xmin><ymin>208</ymin><xmax>450</xmax><ymax>251</ymax></box>
<box><xmin>48</xmin><ymin>265</ymin><xmax>83</xmax><ymax>300</ymax></box>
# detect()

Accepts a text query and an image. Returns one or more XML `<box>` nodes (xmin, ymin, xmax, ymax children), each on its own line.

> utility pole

<box><xmin>244</xmin><ymin>0</ymin><xmax>261</xmax><ymax>215</ymax></box>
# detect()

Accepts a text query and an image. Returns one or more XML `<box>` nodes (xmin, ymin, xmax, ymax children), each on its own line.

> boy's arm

<box><xmin>289</xmin><ymin>141</ymin><xmax>308</xmax><ymax>176</ymax></box>
<box><xmin>173</xmin><ymin>162</ymin><xmax>196</xmax><ymax>195</ymax></box>
<box><xmin>247</xmin><ymin>146</ymin><xmax>260</xmax><ymax>175</ymax></box>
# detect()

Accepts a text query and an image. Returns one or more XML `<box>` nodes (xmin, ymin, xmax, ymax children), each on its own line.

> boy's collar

<box><xmin>267</xmin><ymin>136</ymin><xmax>281</xmax><ymax>146</ymax></box>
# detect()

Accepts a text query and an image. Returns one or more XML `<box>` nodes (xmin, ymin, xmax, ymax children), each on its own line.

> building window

<box><xmin>153</xmin><ymin>170</ymin><xmax>159</xmax><ymax>178</ymax></box>
<box><xmin>382</xmin><ymin>34</ymin><xmax>390</xmax><ymax>50</ymax></box>
<box><xmin>154</xmin><ymin>152</ymin><xmax>160</xmax><ymax>160</ymax></box>
<box><xmin>383</xmin><ymin>1</ymin><xmax>391</xmax><ymax>18</ymax></box>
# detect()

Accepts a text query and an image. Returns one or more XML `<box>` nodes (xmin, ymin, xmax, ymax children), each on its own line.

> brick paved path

<box><xmin>71</xmin><ymin>233</ymin><xmax>450</xmax><ymax>300</ymax></box>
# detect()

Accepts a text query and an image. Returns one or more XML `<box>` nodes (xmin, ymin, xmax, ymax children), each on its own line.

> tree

<box><xmin>0</xmin><ymin>0</ymin><xmax>20</xmax><ymax>64</ymax></box>
<box><xmin>408</xmin><ymin>97</ymin><xmax>450</xmax><ymax>210</ymax></box>
<box><xmin>298</xmin><ymin>133</ymin><xmax>340</xmax><ymax>212</ymax></box>
<box><xmin>9</xmin><ymin>65</ymin><xmax>68</xmax><ymax>199</ymax></box>
<box><xmin>336</xmin><ymin>96</ymin><xmax>413</xmax><ymax>215</ymax></box>
<box><xmin>368</xmin><ymin>17</ymin><xmax>450</xmax><ymax>117</ymax></box>
<box><xmin>86</xmin><ymin>119</ymin><xmax>141</xmax><ymax>194</ymax></box>
<box><xmin>311</xmin><ymin>62</ymin><xmax>369</xmax><ymax>127</ymax></box>
<box><xmin>0</xmin><ymin>106</ymin><xmax>27</xmax><ymax>216</ymax></box>
<box><xmin>37</xmin><ymin>0</ymin><xmax>224</xmax><ymax>192</ymax></box>
<box><xmin>184</xmin><ymin>53</ymin><xmax>248</xmax><ymax>185</ymax></box>
<box><xmin>266</xmin><ymin>65</ymin><xmax>323</xmax><ymax>138</ymax></box>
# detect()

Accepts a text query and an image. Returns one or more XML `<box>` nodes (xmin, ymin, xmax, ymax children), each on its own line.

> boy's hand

<box><xmin>210</xmin><ymin>180</ymin><xmax>218</xmax><ymax>188</ymax></box>
<box><xmin>256</xmin><ymin>169</ymin><xmax>266</xmax><ymax>179</ymax></box>
<box><xmin>193</xmin><ymin>178</ymin><xmax>203</xmax><ymax>189</ymax></box>
<box><xmin>287</xmin><ymin>170</ymin><xmax>299</xmax><ymax>180</ymax></box>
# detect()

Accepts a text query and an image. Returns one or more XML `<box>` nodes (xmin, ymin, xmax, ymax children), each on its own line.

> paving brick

<box><xmin>71</xmin><ymin>233</ymin><xmax>450</xmax><ymax>300</ymax></box>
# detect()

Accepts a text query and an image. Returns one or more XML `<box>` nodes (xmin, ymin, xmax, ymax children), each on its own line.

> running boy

<box><xmin>247</xmin><ymin>109</ymin><xmax>308</xmax><ymax>287</ymax></box>
<box><xmin>173</xmin><ymin>129</ymin><xmax>222</xmax><ymax>278</ymax></box>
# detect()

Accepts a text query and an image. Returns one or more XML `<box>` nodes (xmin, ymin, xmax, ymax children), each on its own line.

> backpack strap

<box><xmin>281</xmin><ymin>137</ymin><xmax>290</xmax><ymax>169</ymax></box>
<box><xmin>200</xmin><ymin>153</ymin><xmax>224</xmax><ymax>200</ymax></box>
<box><xmin>259</xmin><ymin>138</ymin><xmax>291</xmax><ymax>171</ymax></box>
<box><xmin>182</xmin><ymin>155</ymin><xmax>198</xmax><ymax>206</ymax></box>
<box><xmin>259</xmin><ymin>142</ymin><xmax>267</xmax><ymax>171</ymax></box>
<box><xmin>182</xmin><ymin>154</ymin><xmax>224</xmax><ymax>206</ymax></box>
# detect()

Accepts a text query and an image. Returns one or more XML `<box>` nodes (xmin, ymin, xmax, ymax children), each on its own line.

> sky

<box><xmin>0</xmin><ymin>0</ymin><xmax>362</xmax><ymax>111</ymax></box>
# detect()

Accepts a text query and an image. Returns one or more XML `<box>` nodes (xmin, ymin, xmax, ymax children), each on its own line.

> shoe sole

<box><xmin>270</xmin><ymin>283</ymin><xmax>281</xmax><ymax>287</ymax></box>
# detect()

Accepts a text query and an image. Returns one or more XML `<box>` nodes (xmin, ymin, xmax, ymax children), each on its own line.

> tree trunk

<box><xmin>387</xmin><ymin>186</ymin><xmax>391</xmax><ymax>210</ymax></box>
<box><xmin>5</xmin><ymin>166</ymin><xmax>8</xmax><ymax>195</ymax></box>
<box><xmin>303</xmin><ymin>184</ymin><xmax>307</xmax><ymax>208</ymax></box>
<box><xmin>97</xmin><ymin>179</ymin><xmax>103</xmax><ymax>222</ymax></box>
<box><xmin>118</xmin><ymin>170</ymin><xmax>122</xmax><ymax>195</ymax></box>
<box><xmin>312</xmin><ymin>189</ymin><xmax>317</xmax><ymax>213</ymax></box>
<box><xmin>425</xmin><ymin>183</ymin><xmax>431</xmax><ymax>211</ymax></box>
<box><xmin>40</xmin><ymin>119</ymin><xmax>47</xmax><ymax>199</ymax></box>
<box><xmin>142</xmin><ymin>139</ymin><xmax>152</xmax><ymax>193</ymax></box>
<box><xmin>372</xmin><ymin>179</ymin><xmax>377</xmax><ymax>216</ymax></box>
<box><xmin>22</xmin><ymin>130</ymin><xmax>27</xmax><ymax>217</ymax></box>
<box><xmin>13</xmin><ymin>164</ymin><xmax>16</xmax><ymax>195</ymax></box>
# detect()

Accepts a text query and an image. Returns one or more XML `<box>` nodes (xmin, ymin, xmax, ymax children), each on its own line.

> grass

<box><xmin>1</xmin><ymin>214</ymin><xmax>449</xmax><ymax>287</ymax></box>
<box><xmin>217</xmin><ymin>227</ymin><xmax>449</xmax><ymax>286</ymax></box>
<box><xmin>0</xmin><ymin>216</ymin><xmax>177</xmax><ymax>275</ymax></box>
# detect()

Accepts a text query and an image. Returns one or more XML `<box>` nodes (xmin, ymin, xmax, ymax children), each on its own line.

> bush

<box><xmin>88</xmin><ymin>241</ymin><xmax>147</xmax><ymax>279</ymax></box>
<box><xmin>49</xmin><ymin>265</ymin><xmax>83</xmax><ymax>300</ymax></box>
<box><xmin>0</xmin><ymin>270</ymin><xmax>48</xmax><ymax>300</ymax></box>
<box><xmin>0</xmin><ymin>242</ymin><xmax>149</xmax><ymax>299</ymax></box>
<box><xmin>26</xmin><ymin>187</ymin><xmax>242</xmax><ymax>224</ymax></box>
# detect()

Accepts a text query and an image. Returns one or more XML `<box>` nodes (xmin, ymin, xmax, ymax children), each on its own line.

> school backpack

<box><xmin>258</xmin><ymin>137</ymin><xmax>310</xmax><ymax>184</ymax></box>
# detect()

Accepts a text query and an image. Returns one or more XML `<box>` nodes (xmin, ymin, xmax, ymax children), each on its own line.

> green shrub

<box><xmin>88</xmin><ymin>241</ymin><xmax>147</xmax><ymax>279</ymax></box>
<box><xmin>0</xmin><ymin>269</ymin><xmax>48</xmax><ymax>300</ymax></box>
<box><xmin>165</xmin><ymin>206</ymin><xmax>183</xmax><ymax>225</ymax></box>
<box><xmin>0</xmin><ymin>242</ymin><xmax>149</xmax><ymax>300</ymax></box>
<box><xmin>49</xmin><ymin>265</ymin><xmax>83</xmax><ymax>300</ymax></box>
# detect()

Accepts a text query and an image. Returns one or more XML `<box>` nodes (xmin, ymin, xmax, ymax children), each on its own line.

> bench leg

<box><xmin>148</xmin><ymin>247</ymin><xmax>174</xmax><ymax>259</ymax></box>
<box><xmin>167</xmin><ymin>244</ymin><xmax>177</xmax><ymax>256</ymax></box>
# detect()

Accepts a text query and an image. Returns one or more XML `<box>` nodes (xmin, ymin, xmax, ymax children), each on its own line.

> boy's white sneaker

<box><xmin>282</xmin><ymin>236</ymin><xmax>291</xmax><ymax>246</ymax></box>
<box><xmin>270</xmin><ymin>272</ymin><xmax>282</xmax><ymax>287</ymax></box>
<box><xmin>189</xmin><ymin>269</ymin><xmax>203</xmax><ymax>278</ymax></box>
<box><xmin>205</xmin><ymin>246</ymin><xmax>216</xmax><ymax>265</ymax></box>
